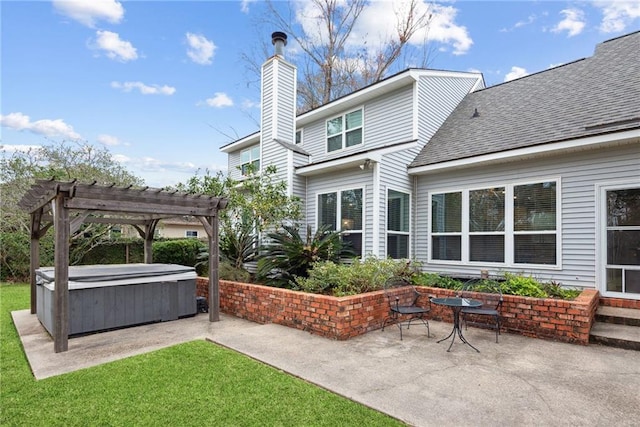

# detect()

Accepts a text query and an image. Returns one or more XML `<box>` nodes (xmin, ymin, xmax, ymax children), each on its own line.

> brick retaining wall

<box><xmin>197</xmin><ymin>278</ymin><xmax>600</xmax><ymax>344</ymax></box>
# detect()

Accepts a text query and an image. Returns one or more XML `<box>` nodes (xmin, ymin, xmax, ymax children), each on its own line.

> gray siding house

<box><xmin>221</xmin><ymin>31</ymin><xmax>640</xmax><ymax>300</ymax></box>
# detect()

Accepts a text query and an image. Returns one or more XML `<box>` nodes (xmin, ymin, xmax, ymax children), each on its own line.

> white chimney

<box><xmin>259</xmin><ymin>31</ymin><xmax>296</xmax><ymax>183</ymax></box>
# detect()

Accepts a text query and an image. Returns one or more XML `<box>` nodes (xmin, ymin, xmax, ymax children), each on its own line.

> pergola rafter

<box><xmin>19</xmin><ymin>179</ymin><xmax>228</xmax><ymax>353</ymax></box>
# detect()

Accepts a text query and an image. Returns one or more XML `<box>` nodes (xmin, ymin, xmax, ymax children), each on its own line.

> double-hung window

<box><xmin>430</xmin><ymin>180</ymin><xmax>558</xmax><ymax>266</ymax></box>
<box><xmin>240</xmin><ymin>145</ymin><xmax>260</xmax><ymax>176</ymax></box>
<box><xmin>327</xmin><ymin>109</ymin><xmax>363</xmax><ymax>152</ymax></box>
<box><xmin>431</xmin><ymin>192</ymin><xmax>462</xmax><ymax>261</ymax></box>
<box><xmin>469</xmin><ymin>187</ymin><xmax>505</xmax><ymax>262</ymax></box>
<box><xmin>387</xmin><ymin>190</ymin><xmax>410</xmax><ymax>258</ymax></box>
<box><xmin>318</xmin><ymin>188</ymin><xmax>363</xmax><ymax>256</ymax></box>
<box><xmin>513</xmin><ymin>182</ymin><xmax>557</xmax><ymax>265</ymax></box>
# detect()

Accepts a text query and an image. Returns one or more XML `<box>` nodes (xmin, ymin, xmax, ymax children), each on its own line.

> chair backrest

<box><xmin>461</xmin><ymin>280</ymin><xmax>503</xmax><ymax>310</ymax></box>
<box><xmin>383</xmin><ymin>276</ymin><xmax>418</xmax><ymax>307</ymax></box>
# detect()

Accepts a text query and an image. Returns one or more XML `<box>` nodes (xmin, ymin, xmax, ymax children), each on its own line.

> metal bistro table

<box><xmin>431</xmin><ymin>297</ymin><xmax>483</xmax><ymax>352</ymax></box>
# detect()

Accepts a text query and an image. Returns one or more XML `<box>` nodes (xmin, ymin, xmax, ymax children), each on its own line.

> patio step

<box><xmin>595</xmin><ymin>306</ymin><xmax>640</xmax><ymax>326</ymax></box>
<box><xmin>590</xmin><ymin>306</ymin><xmax>640</xmax><ymax>351</ymax></box>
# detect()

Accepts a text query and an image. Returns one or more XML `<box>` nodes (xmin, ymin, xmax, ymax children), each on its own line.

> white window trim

<box><xmin>428</xmin><ymin>178</ymin><xmax>561</xmax><ymax>269</ymax></box>
<box><xmin>596</xmin><ymin>180</ymin><xmax>640</xmax><ymax>300</ymax></box>
<box><xmin>316</xmin><ymin>186</ymin><xmax>365</xmax><ymax>255</ymax></box>
<box><xmin>325</xmin><ymin>107</ymin><xmax>364</xmax><ymax>154</ymax></box>
<box><xmin>386</xmin><ymin>187</ymin><xmax>411</xmax><ymax>259</ymax></box>
<box><xmin>295</xmin><ymin>128</ymin><xmax>303</xmax><ymax>145</ymax></box>
<box><xmin>185</xmin><ymin>230</ymin><xmax>199</xmax><ymax>238</ymax></box>
<box><xmin>240</xmin><ymin>144</ymin><xmax>260</xmax><ymax>176</ymax></box>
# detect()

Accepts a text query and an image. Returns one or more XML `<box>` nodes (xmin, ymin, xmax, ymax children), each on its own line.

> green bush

<box><xmin>501</xmin><ymin>273</ymin><xmax>547</xmax><ymax>298</ymax></box>
<box><xmin>80</xmin><ymin>239</ymin><xmax>144</xmax><ymax>265</ymax></box>
<box><xmin>0</xmin><ymin>231</ymin><xmax>53</xmax><ymax>281</ymax></box>
<box><xmin>414</xmin><ymin>271</ymin><xmax>580</xmax><ymax>300</ymax></box>
<box><xmin>152</xmin><ymin>239</ymin><xmax>206</xmax><ymax>272</ymax></box>
<box><xmin>294</xmin><ymin>258</ymin><xmax>421</xmax><ymax>296</ymax></box>
<box><xmin>256</xmin><ymin>224</ymin><xmax>353</xmax><ymax>288</ymax></box>
<box><xmin>413</xmin><ymin>273</ymin><xmax>464</xmax><ymax>290</ymax></box>
<box><xmin>218</xmin><ymin>261</ymin><xmax>251</xmax><ymax>282</ymax></box>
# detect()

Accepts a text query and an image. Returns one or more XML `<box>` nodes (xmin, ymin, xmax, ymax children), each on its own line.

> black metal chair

<box><xmin>461</xmin><ymin>281</ymin><xmax>503</xmax><ymax>343</ymax></box>
<box><xmin>381</xmin><ymin>276</ymin><xmax>430</xmax><ymax>340</ymax></box>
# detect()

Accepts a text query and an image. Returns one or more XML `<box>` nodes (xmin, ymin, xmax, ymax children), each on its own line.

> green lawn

<box><xmin>1</xmin><ymin>284</ymin><xmax>403</xmax><ymax>426</ymax></box>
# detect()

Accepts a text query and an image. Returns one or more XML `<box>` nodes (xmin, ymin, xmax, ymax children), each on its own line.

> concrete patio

<box><xmin>12</xmin><ymin>309</ymin><xmax>640</xmax><ymax>426</ymax></box>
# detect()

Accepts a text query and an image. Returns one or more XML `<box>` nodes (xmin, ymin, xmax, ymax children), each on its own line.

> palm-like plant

<box><xmin>257</xmin><ymin>224</ymin><xmax>354</xmax><ymax>287</ymax></box>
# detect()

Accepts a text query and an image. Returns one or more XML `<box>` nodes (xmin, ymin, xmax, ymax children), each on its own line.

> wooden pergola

<box><xmin>18</xmin><ymin>179</ymin><xmax>228</xmax><ymax>353</ymax></box>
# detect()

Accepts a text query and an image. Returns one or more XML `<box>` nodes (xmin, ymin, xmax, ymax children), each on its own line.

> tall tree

<box><xmin>0</xmin><ymin>141</ymin><xmax>143</xmax><ymax>279</ymax></box>
<box><xmin>246</xmin><ymin>0</ymin><xmax>434</xmax><ymax>112</ymax></box>
<box><xmin>173</xmin><ymin>165</ymin><xmax>302</xmax><ymax>270</ymax></box>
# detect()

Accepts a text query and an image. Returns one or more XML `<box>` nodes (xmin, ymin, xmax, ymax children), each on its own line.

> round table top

<box><xmin>431</xmin><ymin>297</ymin><xmax>482</xmax><ymax>308</ymax></box>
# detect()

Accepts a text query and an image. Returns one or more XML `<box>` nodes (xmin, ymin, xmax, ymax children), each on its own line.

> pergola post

<box><xmin>208</xmin><ymin>214</ymin><xmax>220</xmax><ymax>322</ymax></box>
<box><xmin>29</xmin><ymin>226</ymin><xmax>39</xmax><ymax>314</ymax></box>
<box><xmin>53</xmin><ymin>193</ymin><xmax>70</xmax><ymax>353</ymax></box>
<box><xmin>29</xmin><ymin>211</ymin><xmax>42</xmax><ymax>314</ymax></box>
<box><xmin>143</xmin><ymin>220</ymin><xmax>159</xmax><ymax>264</ymax></box>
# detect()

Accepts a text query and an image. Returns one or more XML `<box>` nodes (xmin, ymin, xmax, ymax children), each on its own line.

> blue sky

<box><xmin>2</xmin><ymin>1</ymin><xmax>639</xmax><ymax>188</ymax></box>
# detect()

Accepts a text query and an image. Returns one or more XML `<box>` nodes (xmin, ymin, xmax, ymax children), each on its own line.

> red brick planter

<box><xmin>197</xmin><ymin>278</ymin><xmax>599</xmax><ymax>344</ymax></box>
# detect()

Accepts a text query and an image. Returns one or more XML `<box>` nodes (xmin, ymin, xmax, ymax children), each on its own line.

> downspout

<box><xmin>371</xmin><ymin>160</ymin><xmax>381</xmax><ymax>257</ymax></box>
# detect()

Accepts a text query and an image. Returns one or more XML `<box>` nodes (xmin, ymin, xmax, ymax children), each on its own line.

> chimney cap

<box><xmin>271</xmin><ymin>31</ymin><xmax>287</xmax><ymax>46</ymax></box>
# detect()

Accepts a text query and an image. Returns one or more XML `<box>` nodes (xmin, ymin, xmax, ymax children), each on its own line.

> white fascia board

<box><xmin>220</xmin><ymin>132</ymin><xmax>260</xmax><ymax>154</ymax></box>
<box><xmin>408</xmin><ymin>129</ymin><xmax>640</xmax><ymax>175</ymax></box>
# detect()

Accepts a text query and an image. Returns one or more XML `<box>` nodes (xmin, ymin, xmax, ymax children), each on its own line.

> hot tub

<box><xmin>36</xmin><ymin>263</ymin><xmax>197</xmax><ymax>336</ymax></box>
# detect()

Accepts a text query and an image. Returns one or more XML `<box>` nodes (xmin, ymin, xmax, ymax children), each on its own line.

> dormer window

<box><xmin>327</xmin><ymin>108</ymin><xmax>363</xmax><ymax>152</ymax></box>
<box><xmin>240</xmin><ymin>145</ymin><xmax>260</xmax><ymax>175</ymax></box>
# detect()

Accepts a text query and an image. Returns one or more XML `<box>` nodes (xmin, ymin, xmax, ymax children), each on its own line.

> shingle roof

<box><xmin>410</xmin><ymin>31</ymin><xmax>640</xmax><ymax>169</ymax></box>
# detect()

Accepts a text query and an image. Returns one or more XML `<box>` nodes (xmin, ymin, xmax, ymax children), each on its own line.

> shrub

<box><xmin>414</xmin><ymin>271</ymin><xmax>580</xmax><ymax>300</ymax></box>
<box><xmin>80</xmin><ymin>238</ymin><xmax>144</xmax><ymax>265</ymax></box>
<box><xmin>0</xmin><ymin>231</ymin><xmax>51</xmax><ymax>281</ymax></box>
<box><xmin>501</xmin><ymin>273</ymin><xmax>547</xmax><ymax>298</ymax></box>
<box><xmin>413</xmin><ymin>273</ymin><xmax>464</xmax><ymax>290</ymax></box>
<box><xmin>218</xmin><ymin>261</ymin><xmax>251</xmax><ymax>282</ymax></box>
<box><xmin>294</xmin><ymin>258</ymin><xmax>421</xmax><ymax>296</ymax></box>
<box><xmin>256</xmin><ymin>224</ymin><xmax>353</xmax><ymax>288</ymax></box>
<box><xmin>152</xmin><ymin>239</ymin><xmax>206</xmax><ymax>272</ymax></box>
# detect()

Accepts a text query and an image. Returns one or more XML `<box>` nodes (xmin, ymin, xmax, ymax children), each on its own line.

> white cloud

<box><xmin>0</xmin><ymin>112</ymin><xmax>82</xmax><ymax>140</ymax></box>
<box><xmin>91</xmin><ymin>30</ymin><xmax>138</xmax><ymax>62</ymax></box>
<box><xmin>0</xmin><ymin>144</ymin><xmax>42</xmax><ymax>154</ymax></box>
<box><xmin>202</xmin><ymin>92</ymin><xmax>234</xmax><ymax>108</ymax></box>
<box><xmin>97</xmin><ymin>134</ymin><xmax>121</xmax><ymax>146</ymax></box>
<box><xmin>504</xmin><ymin>66</ymin><xmax>528</xmax><ymax>82</ymax></box>
<box><xmin>112</xmin><ymin>153</ymin><xmax>131</xmax><ymax>163</ymax></box>
<box><xmin>241</xmin><ymin>99</ymin><xmax>260</xmax><ymax>109</ymax></box>
<box><xmin>240</xmin><ymin>0</ymin><xmax>257</xmax><ymax>14</ymax></box>
<box><xmin>595</xmin><ymin>1</ymin><xmax>640</xmax><ymax>33</ymax></box>
<box><xmin>52</xmin><ymin>0</ymin><xmax>124</xmax><ymax>28</ymax></box>
<box><xmin>186</xmin><ymin>33</ymin><xmax>216</xmax><ymax>65</ymax></box>
<box><xmin>111</xmin><ymin>81</ymin><xmax>176</xmax><ymax>95</ymax></box>
<box><xmin>303</xmin><ymin>1</ymin><xmax>472</xmax><ymax>57</ymax></box>
<box><xmin>552</xmin><ymin>8</ymin><xmax>586</xmax><ymax>37</ymax></box>
<box><xmin>500</xmin><ymin>14</ymin><xmax>538</xmax><ymax>32</ymax></box>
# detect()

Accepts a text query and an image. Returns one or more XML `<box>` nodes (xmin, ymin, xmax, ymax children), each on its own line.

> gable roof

<box><xmin>409</xmin><ymin>31</ymin><xmax>640</xmax><ymax>170</ymax></box>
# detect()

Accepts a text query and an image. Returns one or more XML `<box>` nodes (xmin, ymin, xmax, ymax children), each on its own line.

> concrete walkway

<box><xmin>12</xmin><ymin>310</ymin><xmax>640</xmax><ymax>426</ymax></box>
